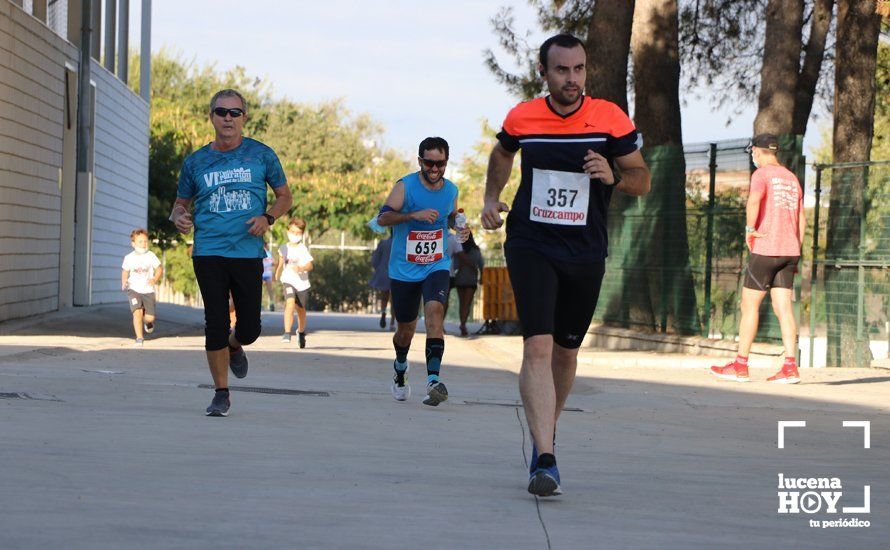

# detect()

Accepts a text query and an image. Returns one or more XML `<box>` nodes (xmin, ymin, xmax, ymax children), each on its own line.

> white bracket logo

<box><xmin>777</xmin><ymin>420</ymin><xmax>806</xmax><ymax>449</ymax></box>
<box><xmin>776</xmin><ymin>421</ymin><xmax>871</xmax><ymax>516</ymax></box>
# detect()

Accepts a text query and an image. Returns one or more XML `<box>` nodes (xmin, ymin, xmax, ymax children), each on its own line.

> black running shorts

<box><xmin>390</xmin><ymin>270</ymin><xmax>450</xmax><ymax>323</ymax></box>
<box><xmin>505</xmin><ymin>246</ymin><xmax>605</xmax><ymax>349</ymax></box>
<box><xmin>743</xmin><ymin>253</ymin><xmax>799</xmax><ymax>291</ymax></box>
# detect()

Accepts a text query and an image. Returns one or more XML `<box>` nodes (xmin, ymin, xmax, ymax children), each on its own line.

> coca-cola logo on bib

<box><xmin>411</xmin><ymin>231</ymin><xmax>440</xmax><ymax>240</ymax></box>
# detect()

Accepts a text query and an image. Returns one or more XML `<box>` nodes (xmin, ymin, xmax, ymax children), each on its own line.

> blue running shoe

<box><xmin>528</xmin><ymin>462</ymin><xmax>562</xmax><ymax>497</ymax></box>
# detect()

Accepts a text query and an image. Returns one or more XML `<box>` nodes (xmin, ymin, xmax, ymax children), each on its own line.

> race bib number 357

<box><xmin>530</xmin><ymin>168</ymin><xmax>590</xmax><ymax>226</ymax></box>
<box><xmin>406</xmin><ymin>229</ymin><xmax>444</xmax><ymax>264</ymax></box>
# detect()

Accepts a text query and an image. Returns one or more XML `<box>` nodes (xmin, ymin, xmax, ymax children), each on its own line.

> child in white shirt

<box><xmin>121</xmin><ymin>228</ymin><xmax>163</xmax><ymax>346</ymax></box>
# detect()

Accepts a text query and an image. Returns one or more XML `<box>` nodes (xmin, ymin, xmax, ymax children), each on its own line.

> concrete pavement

<box><xmin>0</xmin><ymin>303</ymin><xmax>887</xmax><ymax>549</ymax></box>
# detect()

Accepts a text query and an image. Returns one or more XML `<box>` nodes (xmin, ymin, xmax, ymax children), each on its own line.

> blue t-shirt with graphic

<box><xmin>177</xmin><ymin>138</ymin><xmax>287</xmax><ymax>258</ymax></box>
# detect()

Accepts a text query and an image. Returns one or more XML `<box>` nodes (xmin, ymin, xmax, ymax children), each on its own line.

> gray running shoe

<box><xmin>229</xmin><ymin>348</ymin><xmax>248</xmax><ymax>379</ymax></box>
<box><xmin>134</xmin><ymin>338</ymin><xmax>144</xmax><ymax>347</ymax></box>
<box><xmin>422</xmin><ymin>381</ymin><xmax>448</xmax><ymax>407</ymax></box>
<box><xmin>205</xmin><ymin>392</ymin><xmax>230</xmax><ymax>417</ymax></box>
<box><xmin>282</xmin><ymin>333</ymin><xmax>291</xmax><ymax>343</ymax></box>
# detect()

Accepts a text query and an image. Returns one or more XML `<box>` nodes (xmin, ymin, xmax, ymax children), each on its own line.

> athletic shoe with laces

<box><xmin>143</xmin><ymin>321</ymin><xmax>154</xmax><ymax>334</ymax></box>
<box><xmin>528</xmin><ymin>461</ymin><xmax>562</xmax><ymax>497</ymax></box>
<box><xmin>229</xmin><ymin>348</ymin><xmax>248</xmax><ymax>379</ymax></box>
<box><xmin>422</xmin><ymin>381</ymin><xmax>448</xmax><ymax>407</ymax></box>
<box><xmin>299</xmin><ymin>332</ymin><xmax>306</xmax><ymax>349</ymax></box>
<box><xmin>391</xmin><ymin>362</ymin><xmax>410</xmax><ymax>401</ymax></box>
<box><xmin>767</xmin><ymin>365</ymin><xmax>801</xmax><ymax>384</ymax></box>
<box><xmin>282</xmin><ymin>333</ymin><xmax>291</xmax><ymax>343</ymax></box>
<box><xmin>134</xmin><ymin>338</ymin><xmax>144</xmax><ymax>347</ymax></box>
<box><xmin>205</xmin><ymin>392</ymin><xmax>230</xmax><ymax>417</ymax></box>
<box><xmin>710</xmin><ymin>362</ymin><xmax>749</xmax><ymax>382</ymax></box>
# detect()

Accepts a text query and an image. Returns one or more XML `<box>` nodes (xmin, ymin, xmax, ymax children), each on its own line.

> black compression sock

<box><xmin>536</xmin><ymin>453</ymin><xmax>556</xmax><ymax>469</ymax></box>
<box><xmin>393</xmin><ymin>339</ymin><xmax>410</xmax><ymax>364</ymax></box>
<box><xmin>425</xmin><ymin>337</ymin><xmax>444</xmax><ymax>379</ymax></box>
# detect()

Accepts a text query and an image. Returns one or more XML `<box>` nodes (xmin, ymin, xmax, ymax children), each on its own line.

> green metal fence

<box><xmin>806</xmin><ymin>160</ymin><xmax>890</xmax><ymax>368</ymax></box>
<box><xmin>592</xmin><ymin>138</ymin><xmax>802</xmax><ymax>341</ymax></box>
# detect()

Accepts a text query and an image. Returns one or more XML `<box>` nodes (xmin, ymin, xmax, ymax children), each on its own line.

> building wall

<box><xmin>89</xmin><ymin>59</ymin><xmax>149</xmax><ymax>305</ymax></box>
<box><xmin>0</xmin><ymin>1</ymin><xmax>149</xmax><ymax>321</ymax></box>
<box><xmin>0</xmin><ymin>1</ymin><xmax>75</xmax><ymax>322</ymax></box>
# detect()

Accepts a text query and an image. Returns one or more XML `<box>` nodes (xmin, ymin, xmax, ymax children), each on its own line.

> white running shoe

<box><xmin>390</xmin><ymin>362</ymin><xmax>410</xmax><ymax>401</ymax></box>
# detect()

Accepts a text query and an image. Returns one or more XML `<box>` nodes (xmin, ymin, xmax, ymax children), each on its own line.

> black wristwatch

<box><xmin>263</xmin><ymin>213</ymin><xmax>275</xmax><ymax>226</ymax></box>
<box><xmin>609</xmin><ymin>161</ymin><xmax>622</xmax><ymax>186</ymax></box>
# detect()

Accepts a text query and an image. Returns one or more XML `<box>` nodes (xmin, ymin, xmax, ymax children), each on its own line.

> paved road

<box><xmin>0</xmin><ymin>304</ymin><xmax>887</xmax><ymax>549</ymax></box>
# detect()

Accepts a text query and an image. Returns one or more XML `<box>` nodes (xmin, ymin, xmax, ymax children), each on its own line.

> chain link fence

<box><xmin>805</xmin><ymin>160</ymin><xmax>890</xmax><ymax>368</ymax></box>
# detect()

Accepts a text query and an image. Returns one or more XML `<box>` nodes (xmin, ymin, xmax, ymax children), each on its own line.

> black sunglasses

<box><xmin>213</xmin><ymin>107</ymin><xmax>244</xmax><ymax>118</ymax></box>
<box><xmin>419</xmin><ymin>157</ymin><xmax>447</xmax><ymax>169</ymax></box>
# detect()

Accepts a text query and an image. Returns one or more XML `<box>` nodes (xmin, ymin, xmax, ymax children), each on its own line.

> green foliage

<box><xmin>307</xmin><ymin>250</ymin><xmax>374</xmax><ymax>312</ymax></box>
<box><xmin>162</xmin><ymin>243</ymin><xmax>199</xmax><ymax>298</ymax></box>
<box><xmin>262</xmin><ymin>100</ymin><xmax>409</xmax><ymax>240</ymax></box>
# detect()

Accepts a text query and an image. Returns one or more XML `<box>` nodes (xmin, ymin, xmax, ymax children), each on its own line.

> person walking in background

<box><xmin>369</xmin><ymin>234</ymin><xmax>394</xmax><ymax>330</ymax></box>
<box><xmin>262</xmin><ymin>242</ymin><xmax>276</xmax><ymax>311</ymax></box>
<box><xmin>711</xmin><ymin>134</ymin><xmax>806</xmax><ymax>384</ymax></box>
<box><xmin>277</xmin><ymin>218</ymin><xmax>314</xmax><ymax>348</ymax></box>
<box><xmin>442</xmin><ymin>231</ymin><xmax>464</xmax><ymax>325</ymax></box>
<box><xmin>121</xmin><ymin>228</ymin><xmax>163</xmax><ymax>347</ymax></box>
<box><xmin>453</xmin><ymin>230</ymin><xmax>484</xmax><ymax>337</ymax></box>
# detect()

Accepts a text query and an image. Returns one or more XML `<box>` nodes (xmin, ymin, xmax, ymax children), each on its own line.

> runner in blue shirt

<box><xmin>378</xmin><ymin>137</ymin><xmax>468</xmax><ymax>406</ymax></box>
<box><xmin>171</xmin><ymin>89</ymin><xmax>293</xmax><ymax>417</ymax></box>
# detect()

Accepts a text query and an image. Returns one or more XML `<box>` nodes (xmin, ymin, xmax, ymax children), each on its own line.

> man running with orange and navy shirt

<box><xmin>482</xmin><ymin>34</ymin><xmax>651</xmax><ymax>497</ymax></box>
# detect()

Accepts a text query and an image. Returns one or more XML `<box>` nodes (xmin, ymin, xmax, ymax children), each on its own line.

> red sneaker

<box><xmin>767</xmin><ymin>365</ymin><xmax>801</xmax><ymax>384</ymax></box>
<box><xmin>710</xmin><ymin>362</ymin><xmax>750</xmax><ymax>382</ymax></box>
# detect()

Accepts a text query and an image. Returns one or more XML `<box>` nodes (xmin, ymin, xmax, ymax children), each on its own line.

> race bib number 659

<box><xmin>530</xmin><ymin>168</ymin><xmax>590</xmax><ymax>226</ymax></box>
<box><xmin>406</xmin><ymin>229</ymin><xmax>444</xmax><ymax>264</ymax></box>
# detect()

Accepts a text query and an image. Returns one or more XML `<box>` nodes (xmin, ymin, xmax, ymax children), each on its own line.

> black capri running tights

<box><xmin>193</xmin><ymin>256</ymin><xmax>263</xmax><ymax>350</ymax></box>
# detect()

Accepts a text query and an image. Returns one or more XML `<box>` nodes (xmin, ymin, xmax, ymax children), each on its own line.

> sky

<box><xmin>132</xmin><ymin>0</ymin><xmax>825</xmax><ymax>166</ymax></box>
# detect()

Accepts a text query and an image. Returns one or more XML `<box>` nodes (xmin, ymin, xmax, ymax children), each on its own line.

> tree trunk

<box><xmin>753</xmin><ymin>0</ymin><xmax>804</xmax><ymax>135</ymax></box>
<box><xmin>824</xmin><ymin>0</ymin><xmax>881</xmax><ymax>367</ymax></box>
<box><xmin>584</xmin><ymin>0</ymin><xmax>635</xmax><ymax>112</ymax></box>
<box><xmin>600</xmin><ymin>0</ymin><xmax>700</xmax><ymax>335</ymax></box>
<box><xmin>792</xmin><ymin>0</ymin><xmax>834</xmax><ymax>135</ymax></box>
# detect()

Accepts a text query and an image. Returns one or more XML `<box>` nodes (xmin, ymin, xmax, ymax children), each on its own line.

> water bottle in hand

<box><xmin>455</xmin><ymin>208</ymin><xmax>468</xmax><ymax>243</ymax></box>
<box><xmin>455</xmin><ymin>208</ymin><xmax>467</xmax><ymax>231</ymax></box>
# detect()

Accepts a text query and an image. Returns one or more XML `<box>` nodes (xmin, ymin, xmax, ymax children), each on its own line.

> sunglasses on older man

<box><xmin>212</xmin><ymin>107</ymin><xmax>244</xmax><ymax>118</ymax></box>
<box><xmin>419</xmin><ymin>157</ymin><xmax>447</xmax><ymax>169</ymax></box>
